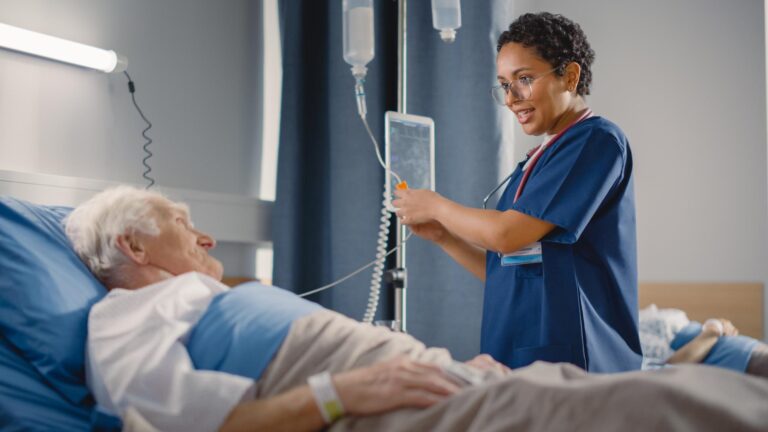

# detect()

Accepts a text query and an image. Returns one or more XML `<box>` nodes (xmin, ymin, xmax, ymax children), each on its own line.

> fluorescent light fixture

<box><xmin>0</xmin><ymin>23</ymin><xmax>127</xmax><ymax>73</ymax></box>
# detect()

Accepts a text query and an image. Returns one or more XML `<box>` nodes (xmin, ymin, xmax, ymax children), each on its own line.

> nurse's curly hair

<box><xmin>497</xmin><ymin>12</ymin><xmax>595</xmax><ymax>96</ymax></box>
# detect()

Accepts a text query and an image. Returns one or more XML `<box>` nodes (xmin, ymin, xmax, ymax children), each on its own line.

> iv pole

<box><xmin>389</xmin><ymin>0</ymin><xmax>457</xmax><ymax>331</ymax></box>
<box><xmin>391</xmin><ymin>0</ymin><xmax>408</xmax><ymax>332</ymax></box>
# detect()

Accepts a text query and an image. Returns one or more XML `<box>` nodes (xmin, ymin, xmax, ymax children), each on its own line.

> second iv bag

<box><xmin>431</xmin><ymin>0</ymin><xmax>461</xmax><ymax>43</ymax></box>
<box><xmin>343</xmin><ymin>0</ymin><xmax>374</xmax><ymax>79</ymax></box>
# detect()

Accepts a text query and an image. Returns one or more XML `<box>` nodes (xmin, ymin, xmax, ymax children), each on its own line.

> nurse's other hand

<box><xmin>333</xmin><ymin>355</ymin><xmax>460</xmax><ymax>416</ymax></box>
<box><xmin>392</xmin><ymin>189</ymin><xmax>444</xmax><ymax>225</ymax></box>
<box><xmin>409</xmin><ymin>221</ymin><xmax>449</xmax><ymax>244</ymax></box>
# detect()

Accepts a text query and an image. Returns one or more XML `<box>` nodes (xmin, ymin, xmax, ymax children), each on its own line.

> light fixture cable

<box><xmin>123</xmin><ymin>71</ymin><xmax>155</xmax><ymax>189</ymax></box>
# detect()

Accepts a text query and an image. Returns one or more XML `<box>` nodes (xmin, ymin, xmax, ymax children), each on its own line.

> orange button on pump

<box><xmin>396</xmin><ymin>181</ymin><xmax>408</xmax><ymax>190</ymax></box>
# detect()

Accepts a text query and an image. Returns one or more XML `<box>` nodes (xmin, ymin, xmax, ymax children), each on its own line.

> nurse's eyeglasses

<box><xmin>490</xmin><ymin>67</ymin><xmax>559</xmax><ymax>106</ymax></box>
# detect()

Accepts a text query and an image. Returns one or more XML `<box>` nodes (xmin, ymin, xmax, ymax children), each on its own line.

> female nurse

<box><xmin>393</xmin><ymin>12</ymin><xmax>642</xmax><ymax>372</ymax></box>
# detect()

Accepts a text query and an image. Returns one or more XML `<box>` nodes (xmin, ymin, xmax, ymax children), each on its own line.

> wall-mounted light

<box><xmin>0</xmin><ymin>23</ymin><xmax>127</xmax><ymax>73</ymax></box>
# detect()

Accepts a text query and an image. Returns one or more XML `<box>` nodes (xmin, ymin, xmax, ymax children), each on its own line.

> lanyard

<box><xmin>512</xmin><ymin>109</ymin><xmax>593</xmax><ymax>203</ymax></box>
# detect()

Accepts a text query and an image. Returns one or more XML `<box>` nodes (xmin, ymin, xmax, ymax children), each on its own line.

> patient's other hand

<box><xmin>333</xmin><ymin>355</ymin><xmax>460</xmax><ymax>416</ymax></box>
<box><xmin>718</xmin><ymin>319</ymin><xmax>738</xmax><ymax>336</ymax></box>
<box><xmin>703</xmin><ymin>318</ymin><xmax>738</xmax><ymax>337</ymax></box>
<box><xmin>465</xmin><ymin>354</ymin><xmax>511</xmax><ymax>375</ymax></box>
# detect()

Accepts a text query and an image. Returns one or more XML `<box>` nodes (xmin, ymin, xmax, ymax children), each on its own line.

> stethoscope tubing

<box><xmin>482</xmin><ymin>109</ymin><xmax>593</xmax><ymax>210</ymax></box>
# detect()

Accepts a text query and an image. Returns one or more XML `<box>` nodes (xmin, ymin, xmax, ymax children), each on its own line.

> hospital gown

<box><xmin>638</xmin><ymin>304</ymin><xmax>691</xmax><ymax>369</ymax></box>
<box><xmin>87</xmin><ymin>273</ymin><xmax>254</xmax><ymax>432</ymax></box>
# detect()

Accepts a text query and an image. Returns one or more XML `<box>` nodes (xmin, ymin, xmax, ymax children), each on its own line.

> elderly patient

<box><xmin>65</xmin><ymin>186</ymin><xmax>502</xmax><ymax>432</ymax></box>
<box><xmin>66</xmin><ymin>187</ymin><xmax>768</xmax><ymax>432</ymax></box>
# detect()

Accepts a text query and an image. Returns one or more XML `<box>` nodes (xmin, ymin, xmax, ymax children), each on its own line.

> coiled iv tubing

<box><xmin>298</xmin><ymin>76</ymin><xmax>409</xmax><ymax>325</ymax></box>
<box><xmin>357</xmin><ymin>79</ymin><xmax>403</xmax><ymax>324</ymax></box>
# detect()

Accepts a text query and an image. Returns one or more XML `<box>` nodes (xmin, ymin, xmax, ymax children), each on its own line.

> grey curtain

<box><xmin>274</xmin><ymin>0</ymin><xmax>502</xmax><ymax>360</ymax></box>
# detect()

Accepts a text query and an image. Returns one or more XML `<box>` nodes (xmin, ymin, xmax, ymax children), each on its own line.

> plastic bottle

<box><xmin>343</xmin><ymin>0</ymin><xmax>375</xmax><ymax>79</ymax></box>
<box><xmin>431</xmin><ymin>0</ymin><xmax>461</xmax><ymax>43</ymax></box>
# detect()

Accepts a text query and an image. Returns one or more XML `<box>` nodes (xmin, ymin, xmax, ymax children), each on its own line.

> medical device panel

<box><xmin>385</xmin><ymin>111</ymin><xmax>435</xmax><ymax>210</ymax></box>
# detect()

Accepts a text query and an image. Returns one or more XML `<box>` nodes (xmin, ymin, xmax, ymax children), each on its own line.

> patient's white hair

<box><xmin>65</xmin><ymin>186</ymin><xmax>170</xmax><ymax>283</ymax></box>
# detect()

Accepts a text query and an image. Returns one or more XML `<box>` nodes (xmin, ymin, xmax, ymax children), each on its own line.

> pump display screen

<box><xmin>385</xmin><ymin>112</ymin><xmax>435</xmax><ymax>207</ymax></box>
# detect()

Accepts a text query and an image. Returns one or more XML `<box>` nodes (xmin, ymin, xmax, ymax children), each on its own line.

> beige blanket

<box><xmin>255</xmin><ymin>311</ymin><xmax>768</xmax><ymax>431</ymax></box>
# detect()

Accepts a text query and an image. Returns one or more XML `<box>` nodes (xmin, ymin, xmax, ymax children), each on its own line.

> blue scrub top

<box><xmin>482</xmin><ymin>116</ymin><xmax>643</xmax><ymax>372</ymax></box>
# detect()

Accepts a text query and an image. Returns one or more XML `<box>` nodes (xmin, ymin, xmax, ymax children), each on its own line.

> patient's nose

<box><xmin>196</xmin><ymin>231</ymin><xmax>216</xmax><ymax>250</ymax></box>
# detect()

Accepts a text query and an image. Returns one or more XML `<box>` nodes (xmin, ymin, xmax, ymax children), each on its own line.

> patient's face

<box><xmin>139</xmin><ymin>199</ymin><xmax>224</xmax><ymax>280</ymax></box>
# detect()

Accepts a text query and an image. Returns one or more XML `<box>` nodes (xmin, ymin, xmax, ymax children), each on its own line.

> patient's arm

<box><xmin>666</xmin><ymin>321</ymin><xmax>724</xmax><ymax>364</ymax></box>
<box><xmin>220</xmin><ymin>355</ymin><xmax>460</xmax><ymax>432</ymax></box>
<box><xmin>219</xmin><ymin>385</ymin><xmax>323</xmax><ymax>432</ymax></box>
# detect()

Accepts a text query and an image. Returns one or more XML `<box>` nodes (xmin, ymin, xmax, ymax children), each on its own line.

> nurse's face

<box><xmin>496</xmin><ymin>42</ymin><xmax>577</xmax><ymax>136</ymax></box>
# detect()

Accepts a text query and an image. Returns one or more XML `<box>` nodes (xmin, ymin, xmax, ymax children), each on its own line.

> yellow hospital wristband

<box><xmin>308</xmin><ymin>371</ymin><xmax>345</xmax><ymax>423</ymax></box>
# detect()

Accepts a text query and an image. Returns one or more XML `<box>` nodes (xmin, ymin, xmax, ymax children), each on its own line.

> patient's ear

<box><xmin>115</xmin><ymin>233</ymin><xmax>149</xmax><ymax>265</ymax></box>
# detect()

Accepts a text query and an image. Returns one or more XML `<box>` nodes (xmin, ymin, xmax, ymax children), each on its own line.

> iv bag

<box><xmin>343</xmin><ymin>0</ymin><xmax>374</xmax><ymax>78</ymax></box>
<box><xmin>431</xmin><ymin>0</ymin><xmax>461</xmax><ymax>43</ymax></box>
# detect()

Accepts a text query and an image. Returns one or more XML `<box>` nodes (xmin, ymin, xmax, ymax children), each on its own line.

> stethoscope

<box><xmin>482</xmin><ymin>172</ymin><xmax>514</xmax><ymax>210</ymax></box>
<box><xmin>481</xmin><ymin>109</ymin><xmax>593</xmax><ymax>211</ymax></box>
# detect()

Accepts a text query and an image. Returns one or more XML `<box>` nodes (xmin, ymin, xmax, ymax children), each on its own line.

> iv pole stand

<box><xmin>388</xmin><ymin>0</ymin><xmax>408</xmax><ymax>333</ymax></box>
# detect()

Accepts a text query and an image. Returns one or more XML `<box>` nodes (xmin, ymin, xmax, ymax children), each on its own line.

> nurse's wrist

<box><xmin>431</xmin><ymin>195</ymin><xmax>452</xmax><ymax>224</ymax></box>
<box><xmin>433</xmin><ymin>228</ymin><xmax>455</xmax><ymax>248</ymax></box>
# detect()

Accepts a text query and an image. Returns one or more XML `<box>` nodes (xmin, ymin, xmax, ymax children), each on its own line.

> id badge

<box><xmin>501</xmin><ymin>242</ymin><xmax>542</xmax><ymax>266</ymax></box>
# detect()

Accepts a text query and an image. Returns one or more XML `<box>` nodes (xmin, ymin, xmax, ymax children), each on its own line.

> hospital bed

<box><xmin>2</xmin><ymin>190</ymin><xmax>768</xmax><ymax>430</ymax></box>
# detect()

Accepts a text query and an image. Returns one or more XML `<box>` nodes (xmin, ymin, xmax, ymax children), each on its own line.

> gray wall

<box><xmin>0</xmin><ymin>0</ymin><xmax>263</xmax><ymax>276</ymax></box>
<box><xmin>506</xmin><ymin>0</ymin><xmax>768</xmax><ymax>338</ymax></box>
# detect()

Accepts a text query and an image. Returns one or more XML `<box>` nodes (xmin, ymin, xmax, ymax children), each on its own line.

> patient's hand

<box><xmin>333</xmin><ymin>355</ymin><xmax>460</xmax><ymax>416</ymax></box>
<box><xmin>465</xmin><ymin>354</ymin><xmax>511</xmax><ymax>375</ymax></box>
<box><xmin>706</xmin><ymin>318</ymin><xmax>738</xmax><ymax>337</ymax></box>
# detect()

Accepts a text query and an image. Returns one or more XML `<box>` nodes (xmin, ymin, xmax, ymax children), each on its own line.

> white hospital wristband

<box><xmin>308</xmin><ymin>371</ymin><xmax>345</xmax><ymax>424</ymax></box>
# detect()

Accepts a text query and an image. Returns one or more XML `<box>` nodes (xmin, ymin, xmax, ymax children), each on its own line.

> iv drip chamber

<box><xmin>343</xmin><ymin>0</ymin><xmax>375</xmax><ymax>79</ymax></box>
<box><xmin>431</xmin><ymin>0</ymin><xmax>461</xmax><ymax>43</ymax></box>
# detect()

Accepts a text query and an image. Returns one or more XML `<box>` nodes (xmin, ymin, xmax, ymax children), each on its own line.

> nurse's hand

<box><xmin>392</xmin><ymin>189</ymin><xmax>445</xmax><ymax>225</ymax></box>
<box><xmin>409</xmin><ymin>221</ymin><xmax>449</xmax><ymax>244</ymax></box>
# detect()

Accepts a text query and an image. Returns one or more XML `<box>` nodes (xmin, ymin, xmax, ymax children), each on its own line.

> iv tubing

<box><xmin>298</xmin><ymin>228</ymin><xmax>412</xmax><ymax>298</ymax></box>
<box><xmin>356</xmin><ymin>77</ymin><xmax>403</xmax><ymax>323</ymax></box>
<box><xmin>356</xmin><ymin>77</ymin><xmax>403</xmax><ymax>184</ymax></box>
<box><xmin>361</xmin><ymin>189</ymin><xmax>391</xmax><ymax>322</ymax></box>
<box><xmin>299</xmin><ymin>75</ymin><xmax>407</xmax><ymax>324</ymax></box>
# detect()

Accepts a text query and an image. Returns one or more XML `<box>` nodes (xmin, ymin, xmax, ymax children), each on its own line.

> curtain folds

<box><xmin>274</xmin><ymin>0</ymin><xmax>504</xmax><ymax>359</ymax></box>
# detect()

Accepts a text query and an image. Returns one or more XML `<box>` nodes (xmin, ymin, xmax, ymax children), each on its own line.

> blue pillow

<box><xmin>0</xmin><ymin>197</ymin><xmax>107</xmax><ymax>404</ymax></box>
<box><xmin>0</xmin><ymin>333</ymin><xmax>92</xmax><ymax>431</ymax></box>
<box><xmin>188</xmin><ymin>282</ymin><xmax>321</xmax><ymax>380</ymax></box>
